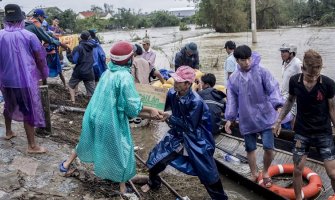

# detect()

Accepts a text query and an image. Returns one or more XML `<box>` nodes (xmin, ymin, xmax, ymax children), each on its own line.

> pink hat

<box><xmin>170</xmin><ymin>66</ymin><xmax>196</xmax><ymax>83</ymax></box>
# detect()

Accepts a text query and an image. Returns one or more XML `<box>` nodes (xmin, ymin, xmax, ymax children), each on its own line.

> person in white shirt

<box><xmin>141</xmin><ymin>38</ymin><xmax>165</xmax><ymax>83</ymax></box>
<box><xmin>223</xmin><ymin>40</ymin><xmax>237</xmax><ymax>87</ymax></box>
<box><xmin>279</xmin><ymin>43</ymin><xmax>302</xmax><ymax>129</ymax></box>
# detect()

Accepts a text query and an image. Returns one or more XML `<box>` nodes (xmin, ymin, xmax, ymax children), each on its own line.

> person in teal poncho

<box><xmin>59</xmin><ymin>41</ymin><xmax>163</xmax><ymax>194</ymax></box>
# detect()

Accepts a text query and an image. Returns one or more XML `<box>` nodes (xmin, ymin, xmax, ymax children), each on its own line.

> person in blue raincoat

<box><xmin>142</xmin><ymin>66</ymin><xmax>228</xmax><ymax>200</ymax></box>
<box><xmin>88</xmin><ymin>29</ymin><xmax>107</xmax><ymax>83</ymax></box>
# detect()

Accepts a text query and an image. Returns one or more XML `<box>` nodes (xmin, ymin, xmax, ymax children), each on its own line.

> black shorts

<box><xmin>2</xmin><ymin>87</ymin><xmax>32</xmax><ymax>117</ymax></box>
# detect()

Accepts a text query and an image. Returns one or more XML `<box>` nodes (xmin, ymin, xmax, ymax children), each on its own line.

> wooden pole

<box><xmin>36</xmin><ymin>85</ymin><xmax>52</xmax><ymax>135</ymax></box>
<box><xmin>128</xmin><ymin>180</ymin><xmax>142</xmax><ymax>199</ymax></box>
<box><xmin>50</xmin><ymin>104</ymin><xmax>86</xmax><ymax>113</ymax></box>
<box><xmin>251</xmin><ymin>0</ymin><xmax>257</xmax><ymax>43</ymax></box>
<box><xmin>134</xmin><ymin>153</ymin><xmax>185</xmax><ymax>200</ymax></box>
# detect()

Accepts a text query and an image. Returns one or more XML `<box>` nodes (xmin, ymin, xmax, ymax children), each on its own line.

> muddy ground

<box><xmin>47</xmin><ymin>83</ymin><xmax>211</xmax><ymax>200</ymax></box>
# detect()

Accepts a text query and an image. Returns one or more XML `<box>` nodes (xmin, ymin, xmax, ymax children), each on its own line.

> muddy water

<box><xmin>99</xmin><ymin>26</ymin><xmax>335</xmax><ymax>199</ymax></box>
<box><xmin>102</xmin><ymin>26</ymin><xmax>335</xmax><ymax>84</ymax></box>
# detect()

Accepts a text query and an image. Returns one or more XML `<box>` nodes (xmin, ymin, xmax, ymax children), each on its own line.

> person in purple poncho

<box><xmin>224</xmin><ymin>45</ymin><xmax>284</xmax><ymax>187</ymax></box>
<box><xmin>0</xmin><ymin>4</ymin><xmax>49</xmax><ymax>154</ymax></box>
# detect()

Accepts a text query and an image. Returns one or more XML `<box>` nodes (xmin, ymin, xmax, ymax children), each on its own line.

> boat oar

<box><xmin>134</xmin><ymin>153</ymin><xmax>188</xmax><ymax>200</ymax></box>
<box><xmin>216</xmin><ymin>145</ymin><xmax>248</xmax><ymax>164</ymax></box>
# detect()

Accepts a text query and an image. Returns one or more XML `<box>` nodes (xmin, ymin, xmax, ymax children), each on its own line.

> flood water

<box><xmin>101</xmin><ymin>25</ymin><xmax>335</xmax><ymax>85</ymax></box>
<box><xmin>99</xmin><ymin>26</ymin><xmax>335</xmax><ymax>199</ymax></box>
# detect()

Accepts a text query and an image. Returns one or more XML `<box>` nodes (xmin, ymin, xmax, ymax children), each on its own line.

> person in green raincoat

<box><xmin>59</xmin><ymin>41</ymin><xmax>163</xmax><ymax>194</ymax></box>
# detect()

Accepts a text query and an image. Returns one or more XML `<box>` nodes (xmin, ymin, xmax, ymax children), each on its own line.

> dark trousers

<box><xmin>148</xmin><ymin>151</ymin><xmax>228</xmax><ymax>200</ymax></box>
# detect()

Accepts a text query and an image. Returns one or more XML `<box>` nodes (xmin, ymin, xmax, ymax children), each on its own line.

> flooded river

<box><xmin>99</xmin><ymin>26</ymin><xmax>335</xmax><ymax>199</ymax></box>
<box><xmin>101</xmin><ymin>25</ymin><xmax>335</xmax><ymax>84</ymax></box>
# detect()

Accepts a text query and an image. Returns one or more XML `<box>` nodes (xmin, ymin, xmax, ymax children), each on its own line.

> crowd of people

<box><xmin>0</xmin><ymin>4</ymin><xmax>335</xmax><ymax>200</ymax></box>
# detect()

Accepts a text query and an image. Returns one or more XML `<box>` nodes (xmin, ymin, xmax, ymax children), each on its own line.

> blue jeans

<box><xmin>293</xmin><ymin>133</ymin><xmax>335</xmax><ymax>161</ymax></box>
<box><xmin>244</xmin><ymin>129</ymin><xmax>274</xmax><ymax>152</ymax></box>
<box><xmin>281</xmin><ymin>121</ymin><xmax>292</xmax><ymax>130</ymax></box>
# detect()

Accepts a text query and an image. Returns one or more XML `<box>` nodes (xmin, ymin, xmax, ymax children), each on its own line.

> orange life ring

<box><xmin>328</xmin><ymin>195</ymin><xmax>335</xmax><ymax>200</ymax></box>
<box><xmin>258</xmin><ymin>163</ymin><xmax>322</xmax><ymax>200</ymax></box>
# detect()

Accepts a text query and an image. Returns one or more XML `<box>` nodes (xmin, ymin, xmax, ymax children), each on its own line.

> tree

<box><xmin>149</xmin><ymin>11</ymin><xmax>180</xmax><ymax>27</ymax></box>
<box><xmin>103</xmin><ymin>3</ymin><xmax>114</xmax><ymax>14</ymax></box>
<box><xmin>196</xmin><ymin>0</ymin><xmax>248</xmax><ymax>32</ymax></box>
<box><xmin>91</xmin><ymin>5</ymin><xmax>104</xmax><ymax>14</ymax></box>
<box><xmin>58</xmin><ymin>9</ymin><xmax>77</xmax><ymax>33</ymax></box>
<box><xmin>255</xmin><ymin>0</ymin><xmax>281</xmax><ymax>29</ymax></box>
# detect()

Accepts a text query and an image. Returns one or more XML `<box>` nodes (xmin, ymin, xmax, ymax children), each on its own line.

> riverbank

<box><xmin>0</xmin><ymin>84</ymin><xmax>210</xmax><ymax>200</ymax></box>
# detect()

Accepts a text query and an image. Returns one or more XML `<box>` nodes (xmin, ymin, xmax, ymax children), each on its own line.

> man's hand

<box><xmin>272</xmin><ymin>121</ymin><xmax>281</xmax><ymax>137</ymax></box>
<box><xmin>224</xmin><ymin>120</ymin><xmax>233</xmax><ymax>134</ymax></box>
<box><xmin>150</xmin><ymin>108</ymin><xmax>163</xmax><ymax>120</ymax></box>
<box><xmin>273</xmin><ymin>107</ymin><xmax>283</xmax><ymax>137</ymax></box>
<box><xmin>159</xmin><ymin>111</ymin><xmax>170</xmax><ymax>121</ymax></box>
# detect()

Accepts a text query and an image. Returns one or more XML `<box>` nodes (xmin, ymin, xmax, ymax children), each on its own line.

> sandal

<box><xmin>263</xmin><ymin>177</ymin><xmax>272</xmax><ymax>188</ymax></box>
<box><xmin>59</xmin><ymin>160</ymin><xmax>69</xmax><ymax>173</ymax></box>
<box><xmin>250</xmin><ymin>173</ymin><xmax>259</xmax><ymax>182</ymax></box>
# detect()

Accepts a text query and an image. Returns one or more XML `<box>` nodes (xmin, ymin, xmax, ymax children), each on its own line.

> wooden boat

<box><xmin>214</xmin><ymin>133</ymin><xmax>334</xmax><ymax>200</ymax></box>
<box><xmin>219</xmin><ymin>121</ymin><xmax>335</xmax><ymax>162</ymax></box>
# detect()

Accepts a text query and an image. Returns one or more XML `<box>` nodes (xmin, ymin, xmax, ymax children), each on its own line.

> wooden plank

<box><xmin>36</xmin><ymin>85</ymin><xmax>52</xmax><ymax>135</ymax></box>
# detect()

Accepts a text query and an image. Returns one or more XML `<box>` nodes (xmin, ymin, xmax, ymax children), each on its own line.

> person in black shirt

<box><xmin>273</xmin><ymin>49</ymin><xmax>335</xmax><ymax>200</ymax></box>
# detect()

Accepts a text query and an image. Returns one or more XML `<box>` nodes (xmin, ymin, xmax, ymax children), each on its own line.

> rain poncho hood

<box><xmin>0</xmin><ymin>21</ymin><xmax>48</xmax><ymax>127</ymax></box>
<box><xmin>67</xmin><ymin>40</ymin><xmax>96</xmax><ymax>81</ymax></box>
<box><xmin>146</xmin><ymin>88</ymin><xmax>220</xmax><ymax>185</ymax></box>
<box><xmin>225</xmin><ymin>52</ymin><xmax>284</xmax><ymax>135</ymax></box>
<box><xmin>90</xmin><ymin>39</ymin><xmax>107</xmax><ymax>80</ymax></box>
<box><xmin>76</xmin><ymin>61</ymin><xmax>142</xmax><ymax>182</ymax></box>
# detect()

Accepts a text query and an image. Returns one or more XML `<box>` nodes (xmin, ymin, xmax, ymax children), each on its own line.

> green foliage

<box><xmin>180</xmin><ymin>16</ymin><xmax>196</xmax><ymax>24</ymax></box>
<box><xmin>319</xmin><ymin>13</ymin><xmax>335</xmax><ymax>25</ymax></box>
<box><xmin>149</xmin><ymin>11</ymin><xmax>180</xmax><ymax>27</ymax></box>
<box><xmin>196</xmin><ymin>0</ymin><xmax>335</xmax><ymax>32</ymax></box>
<box><xmin>179</xmin><ymin>22</ymin><xmax>190</xmax><ymax>31</ymax></box>
<box><xmin>197</xmin><ymin>0</ymin><xmax>248</xmax><ymax>32</ymax></box>
<box><xmin>59</xmin><ymin>9</ymin><xmax>78</xmax><ymax>32</ymax></box>
<box><xmin>43</xmin><ymin>8</ymin><xmax>77</xmax><ymax>32</ymax></box>
<box><xmin>74</xmin><ymin>17</ymin><xmax>109</xmax><ymax>33</ymax></box>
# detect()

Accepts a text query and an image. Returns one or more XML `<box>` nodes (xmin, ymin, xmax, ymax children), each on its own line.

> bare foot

<box><xmin>141</xmin><ymin>184</ymin><xmax>150</xmax><ymax>193</ymax></box>
<box><xmin>64</xmin><ymin>168</ymin><xmax>77</xmax><ymax>177</ymax></box>
<box><xmin>119</xmin><ymin>182</ymin><xmax>127</xmax><ymax>194</ymax></box>
<box><xmin>3</xmin><ymin>131</ymin><xmax>17</xmax><ymax>140</ymax></box>
<box><xmin>250</xmin><ymin>172</ymin><xmax>260</xmax><ymax>182</ymax></box>
<box><xmin>27</xmin><ymin>146</ymin><xmax>47</xmax><ymax>154</ymax></box>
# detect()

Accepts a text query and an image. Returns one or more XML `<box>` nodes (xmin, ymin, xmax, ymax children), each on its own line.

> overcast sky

<box><xmin>0</xmin><ymin>0</ymin><xmax>194</xmax><ymax>13</ymax></box>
